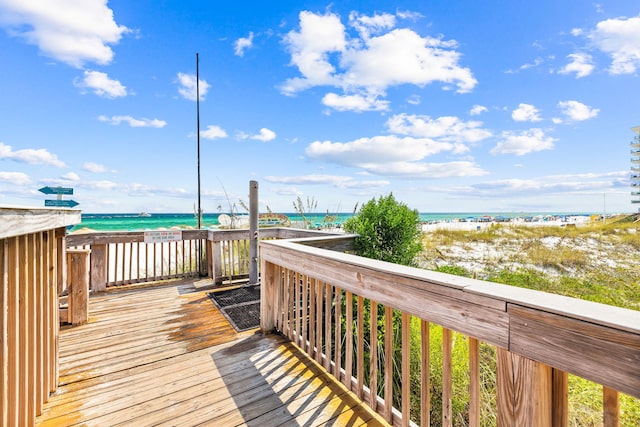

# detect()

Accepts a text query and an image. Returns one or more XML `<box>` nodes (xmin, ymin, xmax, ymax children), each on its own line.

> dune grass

<box><xmin>417</xmin><ymin>217</ymin><xmax>640</xmax><ymax>425</ymax></box>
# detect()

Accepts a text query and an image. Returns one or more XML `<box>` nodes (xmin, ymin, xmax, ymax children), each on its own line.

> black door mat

<box><xmin>209</xmin><ymin>284</ymin><xmax>261</xmax><ymax>307</ymax></box>
<box><xmin>208</xmin><ymin>285</ymin><xmax>261</xmax><ymax>332</ymax></box>
<box><xmin>222</xmin><ymin>302</ymin><xmax>260</xmax><ymax>331</ymax></box>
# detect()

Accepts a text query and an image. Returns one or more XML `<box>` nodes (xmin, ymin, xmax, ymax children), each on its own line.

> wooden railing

<box><xmin>0</xmin><ymin>207</ymin><xmax>80</xmax><ymax>427</ymax></box>
<box><xmin>259</xmin><ymin>237</ymin><xmax>640</xmax><ymax>427</ymax></box>
<box><xmin>66</xmin><ymin>227</ymin><xmax>340</xmax><ymax>290</ymax></box>
<box><xmin>67</xmin><ymin>230</ymin><xmax>208</xmax><ymax>290</ymax></box>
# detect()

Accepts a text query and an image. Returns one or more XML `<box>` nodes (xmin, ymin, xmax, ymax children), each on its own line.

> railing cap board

<box><xmin>67</xmin><ymin>229</ymin><xmax>208</xmax><ymax>246</ymax></box>
<box><xmin>466</xmin><ymin>281</ymin><xmax>640</xmax><ymax>335</ymax></box>
<box><xmin>0</xmin><ymin>206</ymin><xmax>80</xmax><ymax>238</ymax></box>
<box><xmin>260</xmin><ymin>239</ymin><xmax>640</xmax><ymax>336</ymax></box>
<box><xmin>206</xmin><ymin>227</ymin><xmax>339</xmax><ymax>242</ymax></box>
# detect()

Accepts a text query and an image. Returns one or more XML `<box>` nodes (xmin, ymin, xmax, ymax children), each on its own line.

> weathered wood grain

<box><xmin>509</xmin><ymin>304</ymin><xmax>640</xmax><ymax>398</ymax></box>
<box><xmin>0</xmin><ymin>207</ymin><xmax>80</xmax><ymax>239</ymax></box>
<box><xmin>35</xmin><ymin>281</ymin><xmax>388</xmax><ymax>426</ymax></box>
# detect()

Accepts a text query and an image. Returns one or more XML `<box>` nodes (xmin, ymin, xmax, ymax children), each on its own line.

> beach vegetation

<box><xmin>414</xmin><ymin>218</ymin><xmax>640</xmax><ymax>425</ymax></box>
<box><xmin>292</xmin><ymin>196</ymin><xmax>318</xmax><ymax>229</ymax></box>
<box><xmin>344</xmin><ymin>193</ymin><xmax>421</xmax><ymax>266</ymax></box>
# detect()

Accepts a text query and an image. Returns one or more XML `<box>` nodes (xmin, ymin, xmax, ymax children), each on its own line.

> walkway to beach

<box><xmin>36</xmin><ymin>280</ymin><xmax>388</xmax><ymax>426</ymax></box>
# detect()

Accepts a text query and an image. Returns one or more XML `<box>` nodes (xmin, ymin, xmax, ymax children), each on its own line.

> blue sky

<box><xmin>1</xmin><ymin>1</ymin><xmax>639</xmax><ymax>214</ymax></box>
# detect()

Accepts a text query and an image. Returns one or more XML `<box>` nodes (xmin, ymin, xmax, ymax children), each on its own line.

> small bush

<box><xmin>344</xmin><ymin>193</ymin><xmax>422</xmax><ymax>266</ymax></box>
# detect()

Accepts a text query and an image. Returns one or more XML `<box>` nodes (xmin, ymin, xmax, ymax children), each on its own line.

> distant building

<box><xmin>633</xmin><ymin>126</ymin><xmax>640</xmax><ymax>210</ymax></box>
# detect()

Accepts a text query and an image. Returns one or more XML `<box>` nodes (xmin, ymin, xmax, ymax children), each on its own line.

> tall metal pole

<box><xmin>196</xmin><ymin>53</ymin><xmax>202</xmax><ymax>230</ymax></box>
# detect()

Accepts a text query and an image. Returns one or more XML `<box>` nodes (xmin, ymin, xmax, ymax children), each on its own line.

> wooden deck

<box><xmin>36</xmin><ymin>280</ymin><xmax>389</xmax><ymax>426</ymax></box>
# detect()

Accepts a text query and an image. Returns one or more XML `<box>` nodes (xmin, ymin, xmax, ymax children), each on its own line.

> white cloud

<box><xmin>556</xmin><ymin>100</ymin><xmax>599</xmax><ymax>122</ymax></box>
<box><xmin>470</xmin><ymin>105</ymin><xmax>488</xmax><ymax>116</ymax></box>
<box><xmin>559</xmin><ymin>53</ymin><xmax>594</xmax><ymax>78</ymax></box>
<box><xmin>74</xmin><ymin>70</ymin><xmax>127</xmax><ymax>98</ymax></box>
<box><xmin>322</xmin><ymin>92</ymin><xmax>389</xmax><ymax>112</ymax></box>
<box><xmin>386</xmin><ymin>113</ymin><xmax>492</xmax><ymax>144</ymax></box>
<box><xmin>506</xmin><ymin>57</ymin><xmax>544</xmax><ymax>74</ymax></box>
<box><xmin>265</xmin><ymin>174</ymin><xmax>389</xmax><ymax>189</ymax></box>
<box><xmin>407</xmin><ymin>94</ymin><xmax>421</xmax><ymax>105</ymax></box>
<box><xmin>250</xmin><ymin>128</ymin><xmax>276</xmax><ymax>142</ymax></box>
<box><xmin>348</xmin><ymin>11</ymin><xmax>396</xmax><ymax>39</ymax></box>
<box><xmin>511</xmin><ymin>103</ymin><xmax>542</xmax><ymax>122</ymax></box>
<box><xmin>61</xmin><ymin>172</ymin><xmax>80</xmax><ymax>181</ymax></box>
<box><xmin>83</xmin><ymin>162</ymin><xmax>114</xmax><ymax>173</ymax></box>
<box><xmin>306</xmin><ymin>135</ymin><xmax>453</xmax><ymax>166</ymax></box>
<box><xmin>588</xmin><ymin>15</ymin><xmax>640</xmax><ymax>74</ymax></box>
<box><xmin>98</xmin><ymin>115</ymin><xmax>166</xmax><ymax>128</ymax></box>
<box><xmin>360</xmin><ymin>160</ymin><xmax>487</xmax><ymax>178</ymax></box>
<box><xmin>281</xmin><ymin>11</ymin><xmax>346</xmax><ymax>94</ymax></box>
<box><xmin>177</xmin><ymin>72</ymin><xmax>210</xmax><ymax>101</ymax></box>
<box><xmin>0</xmin><ymin>142</ymin><xmax>65</xmax><ymax>167</ymax></box>
<box><xmin>491</xmin><ymin>128</ymin><xmax>556</xmax><ymax>156</ymax></box>
<box><xmin>234</xmin><ymin>32</ymin><xmax>254</xmax><ymax>57</ymax></box>
<box><xmin>281</xmin><ymin>11</ymin><xmax>477</xmax><ymax>112</ymax></box>
<box><xmin>468</xmin><ymin>171</ymin><xmax>627</xmax><ymax>197</ymax></box>
<box><xmin>340</xmin><ymin>28</ymin><xmax>476</xmax><ymax>93</ymax></box>
<box><xmin>200</xmin><ymin>125</ymin><xmax>227</xmax><ymax>140</ymax></box>
<box><xmin>0</xmin><ymin>0</ymin><xmax>129</xmax><ymax>67</ymax></box>
<box><xmin>0</xmin><ymin>171</ymin><xmax>30</xmax><ymax>185</ymax></box>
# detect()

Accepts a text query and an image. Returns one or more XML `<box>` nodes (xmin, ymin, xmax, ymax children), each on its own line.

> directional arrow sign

<box><xmin>44</xmin><ymin>199</ymin><xmax>79</xmax><ymax>208</ymax></box>
<box><xmin>39</xmin><ymin>186</ymin><xmax>73</xmax><ymax>195</ymax></box>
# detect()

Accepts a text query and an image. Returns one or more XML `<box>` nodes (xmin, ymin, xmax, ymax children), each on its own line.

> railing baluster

<box><xmin>323</xmin><ymin>283</ymin><xmax>332</xmax><ymax>372</ymax></box>
<box><xmin>603</xmin><ymin>386</ymin><xmax>619</xmax><ymax>427</ymax></box>
<box><xmin>384</xmin><ymin>305</ymin><xmax>393</xmax><ymax>423</ymax></box>
<box><xmin>552</xmin><ymin>369</ymin><xmax>568</xmax><ymax>427</ymax></box>
<box><xmin>357</xmin><ymin>295</ymin><xmax>364</xmax><ymax>399</ymax></box>
<box><xmin>294</xmin><ymin>271</ymin><xmax>301</xmax><ymax>346</ymax></box>
<box><xmin>421</xmin><ymin>319</ymin><xmax>430</xmax><ymax>427</ymax></box>
<box><xmin>314</xmin><ymin>279</ymin><xmax>323</xmax><ymax>365</ymax></box>
<box><xmin>301</xmin><ymin>274</ymin><xmax>308</xmax><ymax>351</ymax></box>
<box><xmin>344</xmin><ymin>291</ymin><xmax>353</xmax><ymax>389</ymax></box>
<box><xmin>369</xmin><ymin>300</ymin><xmax>378</xmax><ymax>412</ymax></box>
<box><xmin>127</xmin><ymin>241</ymin><xmax>133</xmax><ymax>283</ymax></box>
<box><xmin>334</xmin><ymin>288</ymin><xmax>342</xmax><ymax>381</ymax></box>
<box><xmin>469</xmin><ymin>337</ymin><xmax>480</xmax><ymax>427</ymax></box>
<box><xmin>442</xmin><ymin>327</ymin><xmax>453</xmax><ymax>427</ymax></box>
<box><xmin>113</xmin><ymin>243</ymin><xmax>119</xmax><ymax>285</ymax></box>
<box><xmin>401</xmin><ymin>312</ymin><xmax>410</xmax><ymax>427</ymax></box>
<box><xmin>308</xmin><ymin>277</ymin><xmax>316</xmax><ymax>357</ymax></box>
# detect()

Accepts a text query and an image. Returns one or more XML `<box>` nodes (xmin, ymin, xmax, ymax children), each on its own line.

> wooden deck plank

<box><xmin>36</xmin><ymin>281</ymin><xmax>388</xmax><ymax>427</ymax></box>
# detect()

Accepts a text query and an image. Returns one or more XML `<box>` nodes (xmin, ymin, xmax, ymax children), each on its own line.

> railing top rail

<box><xmin>0</xmin><ymin>206</ymin><xmax>80</xmax><ymax>239</ymax></box>
<box><xmin>260</xmin><ymin>238</ymin><xmax>640</xmax><ymax>336</ymax></box>
<box><xmin>66</xmin><ymin>229</ymin><xmax>208</xmax><ymax>246</ymax></box>
<box><xmin>207</xmin><ymin>227</ymin><xmax>342</xmax><ymax>242</ymax></box>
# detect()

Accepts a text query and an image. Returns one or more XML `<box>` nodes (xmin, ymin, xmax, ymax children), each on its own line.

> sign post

<box><xmin>39</xmin><ymin>186</ymin><xmax>78</xmax><ymax>208</ymax></box>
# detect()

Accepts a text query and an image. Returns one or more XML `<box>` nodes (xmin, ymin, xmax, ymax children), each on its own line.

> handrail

<box><xmin>0</xmin><ymin>207</ymin><xmax>79</xmax><ymax>426</ymax></box>
<box><xmin>259</xmin><ymin>238</ymin><xmax>640</xmax><ymax>426</ymax></box>
<box><xmin>65</xmin><ymin>227</ymin><xmax>344</xmax><ymax>289</ymax></box>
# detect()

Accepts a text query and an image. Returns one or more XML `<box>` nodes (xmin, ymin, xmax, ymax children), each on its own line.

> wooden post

<box><xmin>249</xmin><ymin>180</ymin><xmax>258</xmax><ymax>284</ymax></box>
<box><xmin>89</xmin><ymin>244</ymin><xmax>107</xmax><ymax>292</ymax></box>
<box><xmin>0</xmin><ymin>239</ymin><xmax>8</xmax><ymax>427</ymax></box>
<box><xmin>56</xmin><ymin>229</ymin><xmax>66</xmax><ymax>295</ymax></box>
<box><xmin>260</xmin><ymin>260</ymin><xmax>276</xmax><ymax>332</ymax></box>
<box><xmin>67</xmin><ymin>249</ymin><xmax>90</xmax><ymax>325</ymax></box>
<box><xmin>497</xmin><ymin>347</ymin><xmax>552</xmax><ymax>427</ymax></box>
<box><xmin>212</xmin><ymin>240</ymin><xmax>222</xmax><ymax>284</ymax></box>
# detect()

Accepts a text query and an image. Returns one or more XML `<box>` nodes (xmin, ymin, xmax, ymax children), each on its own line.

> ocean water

<box><xmin>72</xmin><ymin>212</ymin><xmax>593</xmax><ymax>232</ymax></box>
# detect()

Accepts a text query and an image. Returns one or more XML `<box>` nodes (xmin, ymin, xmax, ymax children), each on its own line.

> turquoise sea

<box><xmin>72</xmin><ymin>212</ymin><xmax>595</xmax><ymax>232</ymax></box>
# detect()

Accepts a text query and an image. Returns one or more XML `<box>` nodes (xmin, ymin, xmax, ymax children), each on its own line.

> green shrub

<box><xmin>344</xmin><ymin>193</ymin><xmax>422</xmax><ymax>266</ymax></box>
